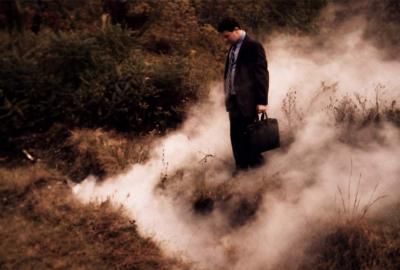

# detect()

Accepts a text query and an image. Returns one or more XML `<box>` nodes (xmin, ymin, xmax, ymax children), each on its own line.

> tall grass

<box><xmin>0</xmin><ymin>164</ymin><xmax>184</xmax><ymax>269</ymax></box>
<box><xmin>281</xmin><ymin>83</ymin><xmax>400</xmax><ymax>132</ymax></box>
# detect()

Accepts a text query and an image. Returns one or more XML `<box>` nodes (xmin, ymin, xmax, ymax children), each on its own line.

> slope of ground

<box><xmin>0</xmin><ymin>164</ymin><xmax>185</xmax><ymax>269</ymax></box>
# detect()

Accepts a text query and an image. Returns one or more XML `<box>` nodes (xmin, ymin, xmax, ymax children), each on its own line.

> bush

<box><xmin>0</xmin><ymin>26</ymin><xmax>203</xmax><ymax>137</ymax></box>
<box><xmin>192</xmin><ymin>0</ymin><xmax>328</xmax><ymax>36</ymax></box>
<box><xmin>0</xmin><ymin>0</ymin><xmax>332</xmax><ymax>140</ymax></box>
<box><xmin>75</xmin><ymin>53</ymin><xmax>197</xmax><ymax>132</ymax></box>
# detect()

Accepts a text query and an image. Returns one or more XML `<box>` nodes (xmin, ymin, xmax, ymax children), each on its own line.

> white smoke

<box><xmin>73</xmin><ymin>17</ymin><xmax>400</xmax><ymax>270</ymax></box>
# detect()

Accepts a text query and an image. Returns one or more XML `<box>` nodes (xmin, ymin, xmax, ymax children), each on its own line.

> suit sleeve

<box><xmin>253</xmin><ymin>43</ymin><xmax>269</xmax><ymax>105</ymax></box>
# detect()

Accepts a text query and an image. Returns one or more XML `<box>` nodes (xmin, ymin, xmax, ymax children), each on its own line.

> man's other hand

<box><xmin>256</xmin><ymin>104</ymin><xmax>268</xmax><ymax>113</ymax></box>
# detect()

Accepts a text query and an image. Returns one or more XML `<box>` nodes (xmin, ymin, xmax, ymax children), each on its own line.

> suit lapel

<box><xmin>224</xmin><ymin>49</ymin><xmax>230</xmax><ymax>79</ymax></box>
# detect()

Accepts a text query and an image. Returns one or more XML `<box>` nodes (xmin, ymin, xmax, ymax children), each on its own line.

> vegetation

<box><xmin>300</xmin><ymin>216</ymin><xmax>400</xmax><ymax>270</ymax></box>
<box><xmin>192</xmin><ymin>0</ymin><xmax>328</xmax><ymax>36</ymax></box>
<box><xmin>0</xmin><ymin>27</ymin><xmax>207</xmax><ymax>137</ymax></box>
<box><xmin>0</xmin><ymin>164</ymin><xmax>184</xmax><ymax>269</ymax></box>
<box><xmin>1</xmin><ymin>0</ymin><xmax>400</xmax><ymax>269</ymax></box>
<box><xmin>1</xmin><ymin>0</ymin><xmax>333</xmax><ymax>140</ymax></box>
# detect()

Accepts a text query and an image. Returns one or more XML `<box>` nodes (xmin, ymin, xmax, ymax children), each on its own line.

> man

<box><xmin>218</xmin><ymin>17</ymin><xmax>269</xmax><ymax>172</ymax></box>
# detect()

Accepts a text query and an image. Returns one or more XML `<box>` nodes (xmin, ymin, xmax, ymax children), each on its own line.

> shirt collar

<box><xmin>236</xmin><ymin>30</ymin><xmax>246</xmax><ymax>46</ymax></box>
<box><xmin>231</xmin><ymin>30</ymin><xmax>246</xmax><ymax>50</ymax></box>
<box><xmin>239</xmin><ymin>30</ymin><xmax>246</xmax><ymax>41</ymax></box>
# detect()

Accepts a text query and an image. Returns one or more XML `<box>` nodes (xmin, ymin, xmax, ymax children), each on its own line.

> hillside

<box><xmin>1</xmin><ymin>0</ymin><xmax>400</xmax><ymax>269</ymax></box>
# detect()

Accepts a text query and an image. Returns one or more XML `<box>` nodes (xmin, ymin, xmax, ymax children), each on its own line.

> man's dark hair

<box><xmin>217</xmin><ymin>17</ymin><xmax>240</xmax><ymax>33</ymax></box>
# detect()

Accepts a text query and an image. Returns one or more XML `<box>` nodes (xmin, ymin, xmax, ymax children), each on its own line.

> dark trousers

<box><xmin>228</xmin><ymin>95</ymin><xmax>264</xmax><ymax>170</ymax></box>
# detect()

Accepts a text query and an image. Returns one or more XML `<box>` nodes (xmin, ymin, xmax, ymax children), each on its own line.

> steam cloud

<box><xmin>73</xmin><ymin>7</ymin><xmax>400</xmax><ymax>270</ymax></box>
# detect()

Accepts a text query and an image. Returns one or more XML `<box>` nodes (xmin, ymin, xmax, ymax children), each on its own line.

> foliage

<box><xmin>0</xmin><ymin>0</ymin><xmax>332</xmax><ymax>139</ymax></box>
<box><xmin>280</xmin><ymin>83</ymin><xmax>400</xmax><ymax>135</ymax></box>
<box><xmin>0</xmin><ymin>26</ymin><xmax>204</xmax><ymax>137</ymax></box>
<box><xmin>192</xmin><ymin>0</ymin><xmax>328</xmax><ymax>37</ymax></box>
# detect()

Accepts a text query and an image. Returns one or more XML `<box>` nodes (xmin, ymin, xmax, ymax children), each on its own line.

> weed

<box><xmin>0</xmin><ymin>164</ymin><xmax>184</xmax><ymax>270</ymax></box>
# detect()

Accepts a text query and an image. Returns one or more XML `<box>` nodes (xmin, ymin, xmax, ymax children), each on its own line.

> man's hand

<box><xmin>256</xmin><ymin>104</ymin><xmax>268</xmax><ymax>113</ymax></box>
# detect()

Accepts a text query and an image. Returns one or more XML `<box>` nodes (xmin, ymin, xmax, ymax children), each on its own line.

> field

<box><xmin>1</xmin><ymin>1</ymin><xmax>400</xmax><ymax>269</ymax></box>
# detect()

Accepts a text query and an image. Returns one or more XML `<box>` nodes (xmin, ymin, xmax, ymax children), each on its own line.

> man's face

<box><xmin>222</xmin><ymin>28</ymin><xmax>241</xmax><ymax>45</ymax></box>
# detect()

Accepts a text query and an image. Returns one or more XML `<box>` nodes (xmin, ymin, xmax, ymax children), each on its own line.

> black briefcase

<box><xmin>246</xmin><ymin>113</ymin><xmax>280</xmax><ymax>152</ymax></box>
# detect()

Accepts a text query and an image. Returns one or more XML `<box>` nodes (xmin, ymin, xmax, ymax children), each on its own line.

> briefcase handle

<box><xmin>257</xmin><ymin>112</ymin><xmax>268</xmax><ymax>122</ymax></box>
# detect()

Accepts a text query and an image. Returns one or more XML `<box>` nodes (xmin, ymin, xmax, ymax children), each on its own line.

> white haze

<box><xmin>73</xmin><ymin>16</ymin><xmax>400</xmax><ymax>270</ymax></box>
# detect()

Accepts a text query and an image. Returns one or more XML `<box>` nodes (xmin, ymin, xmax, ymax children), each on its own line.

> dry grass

<box><xmin>4</xmin><ymin>126</ymin><xmax>155</xmax><ymax>182</ymax></box>
<box><xmin>334</xmin><ymin>161</ymin><xmax>387</xmax><ymax>225</ymax></box>
<box><xmin>65</xmin><ymin>129</ymin><xmax>152</xmax><ymax>181</ymax></box>
<box><xmin>1</xmin><ymin>84</ymin><xmax>399</xmax><ymax>269</ymax></box>
<box><xmin>301</xmin><ymin>211</ymin><xmax>400</xmax><ymax>270</ymax></box>
<box><xmin>281</xmin><ymin>83</ymin><xmax>400</xmax><ymax>131</ymax></box>
<box><xmin>298</xmin><ymin>162</ymin><xmax>399</xmax><ymax>270</ymax></box>
<box><xmin>0</xmin><ymin>164</ymin><xmax>185</xmax><ymax>270</ymax></box>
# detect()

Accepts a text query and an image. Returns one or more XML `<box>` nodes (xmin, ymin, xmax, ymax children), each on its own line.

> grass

<box><xmin>1</xmin><ymin>1</ymin><xmax>399</xmax><ymax>268</ymax></box>
<box><xmin>335</xmin><ymin>160</ymin><xmax>387</xmax><ymax>224</ymax></box>
<box><xmin>64</xmin><ymin>129</ymin><xmax>152</xmax><ymax>180</ymax></box>
<box><xmin>280</xmin><ymin>83</ymin><xmax>400</xmax><ymax>141</ymax></box>
<box><xmin>1</xmin><ymin>81</ymin><xmax>398</xmax><ymax>269</ymax></box>
<box><xmin>2</xmin><ymin>126</ymin><xmax>154</xmax><ymax>182</ymax></box>
<box><xmin>293</xmin><ymin>155</ymin><xmax>399</xmax><ymax>270</ymax></box>
<box><xmin>0</xmin><ymin>164</ymin><xmax>184</xmax><ymax>270</ymax></box>
<box><xmin>301</xmin><ymin>207</ymin><xmax>400</xmax><ymax>270</ymax></box>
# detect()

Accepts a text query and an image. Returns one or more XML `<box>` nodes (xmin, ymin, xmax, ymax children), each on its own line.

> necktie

<box><xmin>229</xmin><ymin>44</ymin><xmax>236</xmax><ymax>69</ymax></box>
<box><xmin>227</xmin><ymin>44</ymin><xmax>236</xmax><ymax>95</ymax></box>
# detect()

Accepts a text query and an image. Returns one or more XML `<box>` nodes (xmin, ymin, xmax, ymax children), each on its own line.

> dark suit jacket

<box><xmin>224</xmin><ymin>35</ymin><xmax>269</xmax><ymax>117</ymax></box>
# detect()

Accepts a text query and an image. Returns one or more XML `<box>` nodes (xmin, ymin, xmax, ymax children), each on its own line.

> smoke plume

<box><xmin>73</xmin><ymin>5</ymin><xmax>400</xmax><ymax>270</ymax></box>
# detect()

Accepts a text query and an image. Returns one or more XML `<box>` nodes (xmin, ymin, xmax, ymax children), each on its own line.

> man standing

<box><xmin>218</xmin><ymin>17</ymin><xmax>269</xmax><ymax>172</ymax></box>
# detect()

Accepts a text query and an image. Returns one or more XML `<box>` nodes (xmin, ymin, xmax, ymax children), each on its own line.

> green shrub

<box><xmin>192</xmin><ymin>0</ymin><xmax>328</xmax><ymax>36</ymax></box>
<box><xmin>0</xmin><ymin>26</ymin><xmax>202</xmax><ymax>137</ymax></box>
<box><xmin>76</xmin><ymin>53</ymin><xmax>196</xmax><ymax>132</ymax></box>
<box><xmin>0</xmin><ymin>0</ymin><xmax>331</xmax><ymax>140</ymax></box>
